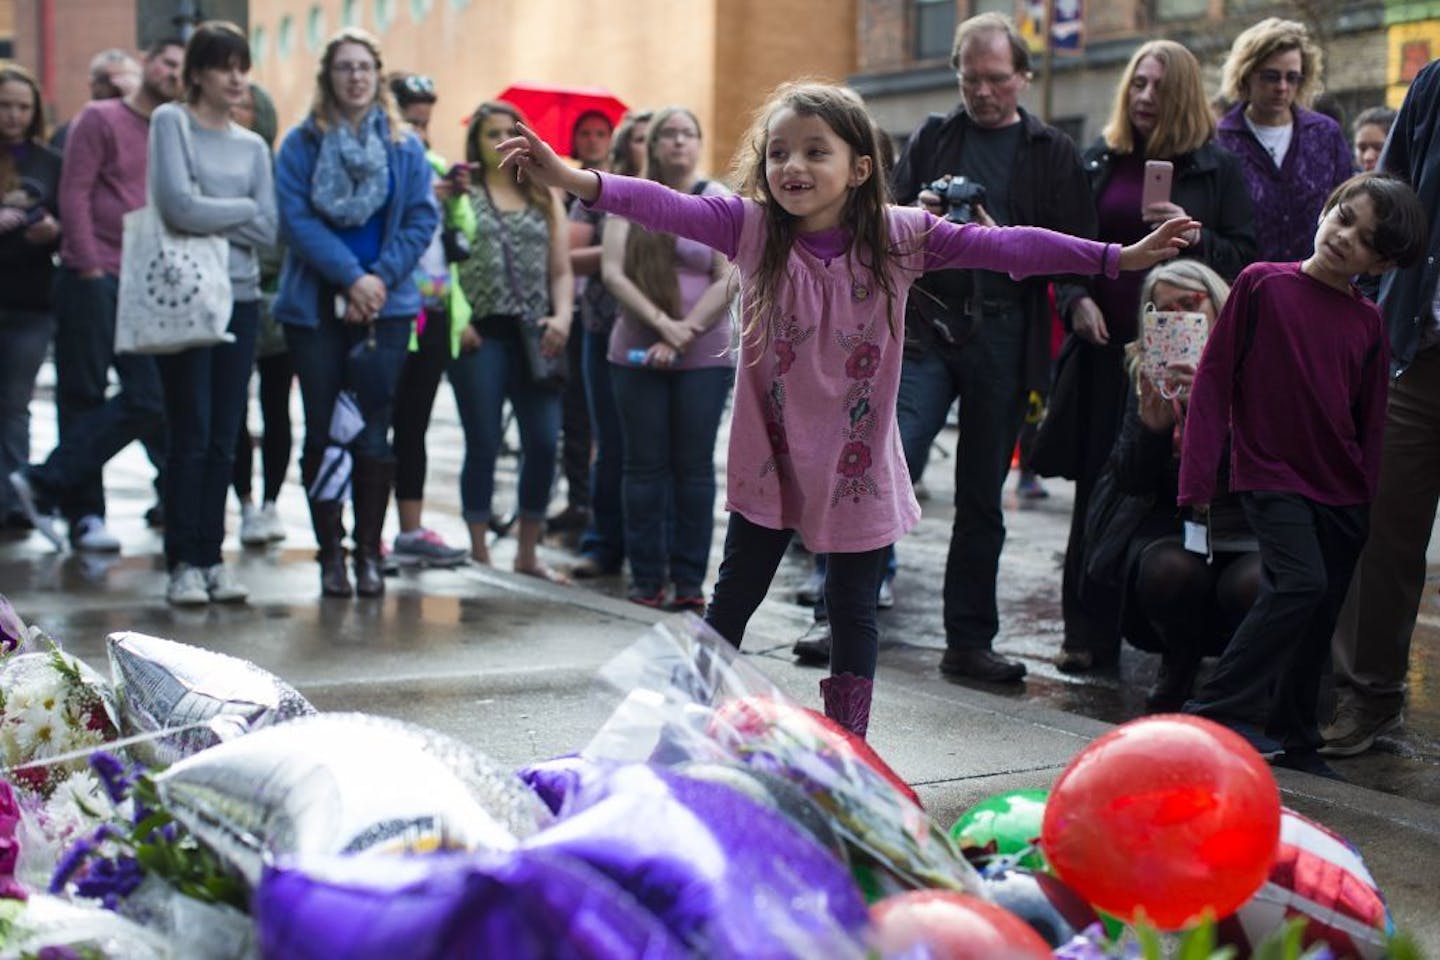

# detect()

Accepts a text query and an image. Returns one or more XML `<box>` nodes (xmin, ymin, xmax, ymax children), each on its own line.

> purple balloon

<box><xmin>524</xmin><ymin>764</ymin><xmax>868</xmax><ymax>957</ymax></box>
<box><xmin>254</xmin><ymin>849</ymin><xmax>686</xmax><ymax>960</ymax></box>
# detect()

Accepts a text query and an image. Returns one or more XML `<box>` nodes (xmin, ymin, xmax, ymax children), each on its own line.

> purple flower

<box><xmin>0</xmin><ymin>595</ymin><xmax>24</xmax><ymax>653</ymax></box>
<box><xmin>49</xmin><ymin>836</ymin><xmax>95</xmax><ymax>894</ymax></box>
<box><xmin>89</xmin><ymin>751</ymin><xmax>133</xmax><ymax>805</ymax></box>
<box><xmin>38</xmin><ymin>948</ymin><xmax>87</xmax><ymax>960</ymax></box>
<box><xmin>75</xmin><ymin>854</ymin><xmax>144</xmax><ymax>904</ymax></box>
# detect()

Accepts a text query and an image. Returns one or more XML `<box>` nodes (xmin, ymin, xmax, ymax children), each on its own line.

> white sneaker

<box><xmin>240</xmin><ymin>503</ymin><xmax>268</xmax><ymax>546</ymax></box>
<box><xmin>259</xmin><ymin>501</ymin><xmax>286</xmax><ymax>542</ymax></box>
<box><xmin>72</xmin><ymin>515</ymin><xmax>120</xmax><ymax>552</ymax></box>
<box><xmin>167</xmin><ymin>564</ymin><xmax>209</xmax><ymax>606</ymax></box>
<box><xmin>204</xmin><ymin>563</ymin><xmax>249</xmax><ymax>603</ymax></box>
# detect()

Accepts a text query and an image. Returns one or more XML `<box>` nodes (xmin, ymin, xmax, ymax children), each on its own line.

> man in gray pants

<box><xmin>1326</xmin><ymin>58</ymin><xmax>1440</xmax><ymax>756</ymax></box>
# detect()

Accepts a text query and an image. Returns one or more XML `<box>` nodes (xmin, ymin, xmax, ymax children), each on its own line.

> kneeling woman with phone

<box><xmin>1051</xmin><ymin>39</ymin><xmax>1257</xmax><ymax>673</ymax></box>
<box><xmin>1082</xmin><ymin>260</ymin><xmax>1260</xmax><ymax>711</ymax></box>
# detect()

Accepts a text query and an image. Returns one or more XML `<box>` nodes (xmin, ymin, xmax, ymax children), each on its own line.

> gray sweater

<box><xmin>148</xmin><ymin>101</ymin><xmax>277</xmax><ymax>301</ymax></box>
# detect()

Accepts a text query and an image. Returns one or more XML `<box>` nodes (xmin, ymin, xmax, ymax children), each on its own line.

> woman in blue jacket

<box><xmin>273</xmin><ymin>27</ymin><xmax>437</xmax><ymax>598</ymax></box>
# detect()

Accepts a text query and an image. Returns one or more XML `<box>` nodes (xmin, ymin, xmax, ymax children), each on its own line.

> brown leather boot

<box><xmin>302</xmin><ymin>449</ymin><xmax>351</xmax><ymax>598</ymax></box>
<box><xmin>820</xmin><ymin>672</ymin><xmax>873</xmax><ymax>739</ymax></box>
<box><xmin>351</xmin><ymin>456</ymin><xmax>394</xmax><ymax>598</ymax></box>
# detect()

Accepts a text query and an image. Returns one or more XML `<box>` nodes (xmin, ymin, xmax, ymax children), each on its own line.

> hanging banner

<box><xmin>1052</xmin><ymin>0</ymin><xmax>1084</xmax><ymax>55</ymax></box>
<box><xmin>1019</xmin><ymin>0</ymin><xmax>1085</xmax><ymax>56</ymax></box>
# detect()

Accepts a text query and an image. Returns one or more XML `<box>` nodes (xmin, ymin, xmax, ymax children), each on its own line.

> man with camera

<box><xmin>892</xmin><ymin>13</ymin><xmax>1095</xmax><ymax>683</ymax></box>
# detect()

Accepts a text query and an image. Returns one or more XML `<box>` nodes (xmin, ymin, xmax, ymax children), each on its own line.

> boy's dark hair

<box><xmin>1323</xmin><ymin>173</ymin><xmax>1428</xmax><ymax>269</ymax></box>
<box><xmin>182</xmin><ymin>21</ymin><xmax>250</xmax><ymax>102</ymax></box>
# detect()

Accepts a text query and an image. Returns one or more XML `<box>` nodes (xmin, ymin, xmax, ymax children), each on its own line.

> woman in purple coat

<box><xmin>1215</xmin><ymin>17</ymin><xmax>1353</xmax><ymax>262</ymax></box>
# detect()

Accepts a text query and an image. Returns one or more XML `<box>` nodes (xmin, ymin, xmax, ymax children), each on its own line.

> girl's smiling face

<box><xmin>763</xmin><ymin>106</ymin><xmax>871</xmax><ymax>233</ymax></box>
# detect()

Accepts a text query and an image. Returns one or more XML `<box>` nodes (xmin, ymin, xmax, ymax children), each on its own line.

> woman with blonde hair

<box><xmin>1217</xmin><ymin>17</ymin><xmax>1353</xmax><ymax>262</ymax></box>
<box><xmin>1085</xmin><ymin>259</ymin><xmax>1260</xmax><ymax>710</ymax></box>
<box><xmin>273</xmin><ymin>27</ymin><xmax>438</xmax><ymax>598</ymax></box>
<box><xmin>1051</xmin><ymin>39</ymin><xmax>1255</xmax><ymax>672</ymax></box>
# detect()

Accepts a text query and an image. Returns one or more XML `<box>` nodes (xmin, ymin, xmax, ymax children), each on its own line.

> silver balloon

<box><xmin>154</xmin><ymin>713</ymin><xmax>554</xmax><ymax>886</ymax></box>
<box><xmin>107</xmin><ymin>631</ymin><xmax>316</xmax><ymax>766</ymax></box>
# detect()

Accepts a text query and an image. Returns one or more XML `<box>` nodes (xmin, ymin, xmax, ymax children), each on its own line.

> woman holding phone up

<box><xmin>1051</xmin><ymin>40</ymin><xmax>1255</xmax><ymax>672</ymax></box>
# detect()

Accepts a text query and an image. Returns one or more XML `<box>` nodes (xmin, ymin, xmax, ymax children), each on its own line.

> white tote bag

<box><xmin>115</xmin><ymin>112</ymin><xmax>234</xmax><ymax>355</ymax></box>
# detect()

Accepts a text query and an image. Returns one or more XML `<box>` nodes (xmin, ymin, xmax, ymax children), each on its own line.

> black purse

<box><xmin>481</xmin><ymin>181</ymin><xmax>568</xmax><ymax>391</ymax></box>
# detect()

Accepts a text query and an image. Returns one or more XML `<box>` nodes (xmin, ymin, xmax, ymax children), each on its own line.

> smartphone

<box><xmin>1141</xmin><ymin>159</ymin><xmax>1173</xmax><ymax>211</ymax></box>
<box><xmin>1141</xmin><ymin>306</ymin><xmax>1208</xmax><ymax>394</ymax></box>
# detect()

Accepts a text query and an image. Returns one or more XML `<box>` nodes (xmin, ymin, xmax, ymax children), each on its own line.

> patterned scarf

<box><xmin>311</xmin><ymin>107</ymin><xmax>389</xmax><ymax>227</ymax></box>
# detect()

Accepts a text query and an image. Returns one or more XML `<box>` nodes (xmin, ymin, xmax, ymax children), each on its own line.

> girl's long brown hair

<box><xmin>465</xmin><ymin>100</ymin><xmax>555</xmax><ymax>215</ymax></box>
<box><xmin>623</xmin><ymin>106</ymin><xmax>702</xmax><ymax>319</ymax></box>
<box><xmin>730</xmin><ymin>82</ymin><xmax>898</xmax><ymax>356</ymax></box>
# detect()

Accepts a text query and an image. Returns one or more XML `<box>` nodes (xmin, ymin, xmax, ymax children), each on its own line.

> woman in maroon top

<box><xmin>1052</xmin><ymin>40</ymin><xmax>1256</xmax><ymax>673</ymax></box>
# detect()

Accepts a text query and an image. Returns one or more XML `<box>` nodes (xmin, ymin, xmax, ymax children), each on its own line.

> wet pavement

<box><xmin>3</xmin><ymin>370</ymin><xmax>1440</xmax><ymax>949</ymax></box>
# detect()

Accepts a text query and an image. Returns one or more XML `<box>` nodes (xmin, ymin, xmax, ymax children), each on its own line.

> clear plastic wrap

<box><xmin>585</xmin><ymin>615</ymin><xmax>983</xmax><ymax>898</ymax></box>
<box><xmin>106</xmin><ymin>631</ymin><xmax>317</xmax><ymax>767</ymax></box>
<box><xmin>0</xmin><ymin>893</ymin><xmax>173</xmax><ymax>959</ymax></box>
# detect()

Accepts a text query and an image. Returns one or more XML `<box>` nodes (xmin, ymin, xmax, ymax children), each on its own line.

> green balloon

<box><xmin>949</xmin><ymin>789</ymin><xmax>1049</xmax><ymax>871</ymax></box>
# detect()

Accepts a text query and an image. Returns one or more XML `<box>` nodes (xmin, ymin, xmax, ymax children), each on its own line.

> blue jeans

<box><xmin>610</xmin><ymin>363</ymin><xmax>732</xmax><ymax>592</ymax></box>
<box><xmin>31</xmin><ymin>268</ymin><xmax>166</xmax><ymax>523</ymax></box>
<box><xmin>156</xmin><ymin>302</ymin><xmax>259</xmax><ymax>568</ymax></box>
<box><xmin>895</xmin><ymin>304</ymin><xmax>1029</xmax><ymax>651</ymax></box>
<box><xmin>448</xmin><ymin>334</ymin><xmax>561</xmax><ymax>523</ymax></box>
<box><xmin>0</xmin><ymin>309</ymin><xmax>56</xmax><ymax>520</ymax></box>
<box><xmin>285</xmin><ymin>313</ymin><xmax>411</xmax><ymax>463</ymax></box>
<box><xmin>578</xmin><ymin>326</ymin><xmax>625</xmax><ymax>567</ymax></box>
<box><xmin>706</xmin><ymin>513</ymin><xmax>889</xmax><ymax>677</ymax></box>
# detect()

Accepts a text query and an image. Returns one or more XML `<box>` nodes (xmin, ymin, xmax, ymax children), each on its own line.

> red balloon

<box><xmin>1041</xmin><ymin>715</ymin><xmax>1281</xmax><ymax>930</ymax></box>
<box><xmin>870</xmin><ymin>890</ymin><xmax>1053</xmax><ymax>959</ymax></box>
<box><xmin>711</xmin><ymin>696</ymin><xmax>921</xmax><ymax>807</ymax></box>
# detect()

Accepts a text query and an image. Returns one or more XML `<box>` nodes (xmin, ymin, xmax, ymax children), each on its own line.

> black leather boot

<box><xmin>302</xmin><ymin>449</ymin><xmax>351</xmax><ymax>598</ymax></box>
<box><xmin>351</xmin><ymin>456</ymin><xmax>395</xmax><ymax>598</ymax></box>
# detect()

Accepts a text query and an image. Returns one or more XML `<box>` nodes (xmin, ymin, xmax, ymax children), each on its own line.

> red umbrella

<box><xmin>494</xmin><ymin>82</ymin><xmax>629</xmax><ymax>158</ymax></box>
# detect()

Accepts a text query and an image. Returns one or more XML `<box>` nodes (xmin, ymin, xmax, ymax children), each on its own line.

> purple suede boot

<box><xmin>820</xmin><ymin>672</ymin><xmax>873</xmax><ymax>739</ymax></box>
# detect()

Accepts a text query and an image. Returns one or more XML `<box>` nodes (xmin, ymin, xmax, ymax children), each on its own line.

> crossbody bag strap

<box><xmin>477</xmin><ymin>177</ymin><xmax>527</xmax><ymax>308</ymax></box>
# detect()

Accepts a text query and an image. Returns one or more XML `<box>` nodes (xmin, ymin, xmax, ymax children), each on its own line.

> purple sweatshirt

<box><xmin>1216</xmin><ymin>104</ymin><xmax>1354</xmax><ymax>263</ymax></box>
<box><xmin>58</xmin><ymin>98</ymin><xmax>151</xmax><ymax>276</ymax></box>
<box><xmin>590</xmin><ymin>172</ymin><xmax>1118</xmax><ymax>551</ymax></box>
<box><xmin>1178</xmin><ymin>261</ymin><xmax>1388</xmax><ymax>508</ymax></box>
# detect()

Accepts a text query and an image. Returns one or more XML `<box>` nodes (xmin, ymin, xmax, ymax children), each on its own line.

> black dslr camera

<box><xmin>926</xmin><ymin>176</ymin><xmax>987</xmax><ymax>224</ymax></box>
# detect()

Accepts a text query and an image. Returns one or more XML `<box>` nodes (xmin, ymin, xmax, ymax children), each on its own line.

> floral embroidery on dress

<box><xmin>759</xmin><ymin>314</ymin><xmax>816</xmax><ymax>478</ymax></box>
<box><xmin>831</xmin><ymin>321</ymin><xmax>882</xmax><ymax>505</ymax></box>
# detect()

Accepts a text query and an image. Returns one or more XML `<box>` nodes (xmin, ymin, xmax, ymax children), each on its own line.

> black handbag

<box><xmin>1029</xmin><ymin>334</ymin><xmax>1084</xmax><ymax>480</ymax></box>
<box><xmin>481</xmin><ymin>180</ymin><xmax>568</xmax><ymax>391</ymax></box>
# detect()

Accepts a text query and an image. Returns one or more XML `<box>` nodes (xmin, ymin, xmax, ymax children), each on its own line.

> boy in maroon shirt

<box><xmin>1177</xmin><ymin>173</ymin><xmax>1427</xmax><ymax>777</ymax></box>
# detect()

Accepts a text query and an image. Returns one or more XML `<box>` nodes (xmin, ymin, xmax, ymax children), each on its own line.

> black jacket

<box><xmin>1057</xmin><ymin>138</ymin><xmax>1256</xmax><ymax>326</ymax></box>
<box><xmin>891</xmin><ymin>106</ymin><xmax>1095</xmax><ymax>392</ymax></box>
<box><xmin>1378</xmin><ymin>58</ymin><xmax>1440</xmax><ymax>375</ymax></box>
<box><xmin>0</xmin><ymin>142</ymin><xmax>62</xmax><ymax>312</ymax></box>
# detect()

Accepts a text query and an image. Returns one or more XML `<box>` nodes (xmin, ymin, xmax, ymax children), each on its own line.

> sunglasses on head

<box><xmin>402</xmin><ymin>74</ymin><xmax>435</xmax><ymax>96</ymax></box>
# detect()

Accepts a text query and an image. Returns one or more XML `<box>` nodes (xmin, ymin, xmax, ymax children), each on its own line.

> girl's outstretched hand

<box><xmin>497</xmin><ymin>123</ymin><xmax>600</xmax><ymax>202</ymax></box>
<box><xmin>1117</xmin><ymin>216</ymin><xmax>1203</xmax><ymax>271</ymax></box>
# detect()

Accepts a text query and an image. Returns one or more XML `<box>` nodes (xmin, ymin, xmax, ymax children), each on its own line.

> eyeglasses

<box><xmin>401</xmin><ymin>74</ymin><xmax>434</xmax><ymax>95</ymax></box>
<box><xmin>1160</xmin><ymin>292</ymin><xmax>1208</xmax><ymax>313</ymax></box>
<box><xmin>656</xmin><ymin>128</ymin><xmax>699</xmax><ymax>142</ymax></box>
<box><xmin>959</xmin><ymin>71</ymin><xmax>1019</xmax><ymax>89</ymax></box>
<box><xmin>1255</xmin><ymin>69</ymin><xmax>1304</xmax><ymax>87</ymax></box>
<box><xmin>331</xmin><ymin>61</ymin><xmax>376</xmax><ymax>76</ymax></box>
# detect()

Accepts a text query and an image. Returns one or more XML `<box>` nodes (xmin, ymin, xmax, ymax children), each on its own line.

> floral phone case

<box><xmin>1140</xmin><ymin>306</ymin><xmax>1209</xmax><ymax>394</ymax></box>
